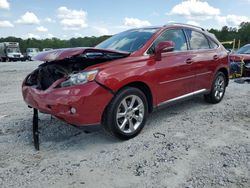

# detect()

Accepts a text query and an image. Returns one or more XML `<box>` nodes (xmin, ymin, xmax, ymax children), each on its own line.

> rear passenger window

<box><xmin>208</xmin><ymin>38</ymin><xmax>219</xmax><ymax>49</ymax></box>
<box><xmin>185</xmin><ymin>29</ymin><xmax>210</xmax><ymax>50</ymax></box>
<box><xmin>147</xmin><ymin>29</ymin><xmax>187</xmax><ymax>54</ymax></box>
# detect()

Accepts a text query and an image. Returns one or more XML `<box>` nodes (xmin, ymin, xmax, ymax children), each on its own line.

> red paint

<box><xmin>33</xmin><ymin>47</ymin><xmax>129</xmax><ymax>62</ymax></box>
<box><xmin>22</xmin><ymin>24</ymin><xmax>229</xmax><ymax>126</ymax></box>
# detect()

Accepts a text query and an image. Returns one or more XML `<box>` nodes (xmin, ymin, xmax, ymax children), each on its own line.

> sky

<box><xmin>0</xmin><ymin>0</ymin><xmax>250</xmax><ymax>39</ymax></box>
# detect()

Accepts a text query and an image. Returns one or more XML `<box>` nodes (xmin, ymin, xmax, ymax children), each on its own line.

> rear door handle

<box><xmin>213</xmin><ymin>55</ymin><xmax>219</xmax><ymax>60</ymax></box>
<box><xmin>186</xmin><ymin>58</ymin><xmax>193</xmax><ymax>64</ymax></box>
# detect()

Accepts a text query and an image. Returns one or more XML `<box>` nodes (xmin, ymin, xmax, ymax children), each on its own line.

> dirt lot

<box><xmin>0</xmin><ymin>61</ymin><xmax>249</xmax><ymax>188</ymax></box>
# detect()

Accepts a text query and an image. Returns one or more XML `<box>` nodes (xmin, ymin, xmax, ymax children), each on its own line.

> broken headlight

<box><xmin>60</xmin><ymin>70</ymin><xmax>98</xmax><ymax>87</ymax></box>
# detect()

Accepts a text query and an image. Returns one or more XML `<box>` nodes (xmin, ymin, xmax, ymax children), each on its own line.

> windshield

<box><xmin>96</xmin><ymin>28</ymin><xmax>159</xmax><ymax>53</ymax></box>
<box><xmin>236</xmin><ymin>45</ymin><xmax>250</xmax><ymax>54</ymax></box>
<box><xmin>27</xmin><ymin>48</ymin><xmax>40</xmax><ymax>53</ymax></box>
<box><xmin>7</xmin><ymin>48</ymin><xmax>20</xmax><ymax>53</ymax></box>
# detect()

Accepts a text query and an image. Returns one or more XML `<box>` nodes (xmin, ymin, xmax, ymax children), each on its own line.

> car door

<box><xmin>149</xmin><ymin>28</ymin><xmax>196</xmax><ymax>105</ymax></box>
<box><xmin>184</xmin><ymin>29</ymin><xmax>218</xmax><ymax>91</ymax></box>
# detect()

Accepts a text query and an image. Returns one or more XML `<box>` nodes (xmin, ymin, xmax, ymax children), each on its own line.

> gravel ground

<box><xmin>0</xmin><ymin>61</ymin><xmax>249</xmax><ymax>188</ymax></box>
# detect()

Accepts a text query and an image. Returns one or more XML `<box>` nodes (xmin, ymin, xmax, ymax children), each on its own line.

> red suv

<box><xmin>22</xmin><ymin>24</ymin><xmax>229</xmax><ymax>140</ymax></box>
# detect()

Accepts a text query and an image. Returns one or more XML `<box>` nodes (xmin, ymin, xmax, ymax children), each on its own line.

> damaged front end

<box><xmin>25</xmin><ymin>47</ymin><xmax>130</xmax><ymax>90</ymax></box>
<box><xmin>22</xmin><ymin>47</ymin><xmax>129</xmax><ymax>150</ymax></box>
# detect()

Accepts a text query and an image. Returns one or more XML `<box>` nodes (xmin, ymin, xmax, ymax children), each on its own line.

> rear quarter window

<box><xmin>208</xmin><ymin>38</ymin><xmax>219</xmax><ymax>49</ymax></box>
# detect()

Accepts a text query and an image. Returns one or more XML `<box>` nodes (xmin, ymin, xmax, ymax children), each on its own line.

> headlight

<box><xmin>61</xmin><ymin>70</ymin><xmax>98</xmax><ymax>87</ymax></box>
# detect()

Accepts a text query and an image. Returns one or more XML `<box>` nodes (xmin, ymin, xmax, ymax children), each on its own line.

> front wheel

<box><xmin>103</xmin><ymin>87</ymin><xmax>148</xmax><ymax>140</ymax></box>
<box><xmin>204</xmin><ymin>72</ymin><xmax>226</xmax><ymax>104</ymax></box>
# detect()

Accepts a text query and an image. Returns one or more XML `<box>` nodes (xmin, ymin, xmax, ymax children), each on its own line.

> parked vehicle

<box><xmin>42</xmin><ymin>48</ymin><xmax>53</xmax><ymax>52</ymax></box>
<box><xmin>25</xmin><ymin>48</ymin><xmax>40</xmax><ymax>61</ymax></box>
<box><xmin>0</xmin><ymin>42</ymin><xmax>24</xmax><ymax>62</ymax></box>
<box><xmin>229</xmin><ymin>44</ymin><xmax>250</xmax><ymax>77</ymax></box>
<box><xmin>22</xmin><ymin>24</ymin><xmax>229</xmax><ymax>140</ymax></box>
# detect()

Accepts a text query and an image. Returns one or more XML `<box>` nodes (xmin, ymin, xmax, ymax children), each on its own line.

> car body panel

<box><xmin>153</xmin><ymin>51</ymin><xmax>196</xmax><ymax>103</ymax></box>
<box><xmin>22</xmin><ymin>80</ymin><xmax>113</xmax><ymax>125</ymax></box>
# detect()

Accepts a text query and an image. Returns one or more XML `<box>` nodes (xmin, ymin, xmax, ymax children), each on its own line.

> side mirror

<box><xmin>155</xmin><ymin>41</ymin><xmax>175</xmax><ymax>61</ymax></box>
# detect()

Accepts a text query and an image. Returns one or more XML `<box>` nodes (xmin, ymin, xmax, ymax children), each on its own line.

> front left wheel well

<box><xmin>122</xmin><ymin>82</ymin><xmax>153</xmax><ymax>113</ymax></box>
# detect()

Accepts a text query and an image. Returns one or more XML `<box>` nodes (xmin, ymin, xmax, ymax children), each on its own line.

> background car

<box><xmin>229</xmin><ymin>44</ymin><xmax>250</xmax><ymax>77</ymax></box>
<box><xmin>42</xmin><ymin>48</ymin><xmax>53</xmax><ymax>51</ymax></box>
<box><xmin>25</xmin><ymin>48</ymin><xmax>40</xmax><ymax>61</ymax></box>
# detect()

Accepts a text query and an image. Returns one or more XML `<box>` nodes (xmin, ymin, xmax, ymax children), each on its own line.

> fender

<box><xmin>95</xmin><ymin>58</ymin><xmax>158</xmax><ymax>106</ymax></box>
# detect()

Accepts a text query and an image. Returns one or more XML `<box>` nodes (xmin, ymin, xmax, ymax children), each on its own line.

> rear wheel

<box><xmin>204</xmin><ymin>72</ymin><xmax>226</xmax><ymax>104</ymax></box>
<box><xmin>103</xmin><ymin>87</ymin><xmax>148</xmax><ymax>140</ymax></box>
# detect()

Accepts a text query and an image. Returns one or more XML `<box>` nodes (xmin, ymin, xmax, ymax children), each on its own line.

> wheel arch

<box><xmin>102</xmin><ymin>81</ymin><xmax>154</xmax><ymax>119</ymax></box>
<box><xmin>121</xmin><ymin>81</ymin><xmax>154</xmax><ymax>113</ymax></box>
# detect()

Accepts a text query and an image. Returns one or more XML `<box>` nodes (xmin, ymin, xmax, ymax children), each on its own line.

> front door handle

<box><xmin>213</xmin><ymin>55</ymin><xmax>219</xmax><ymax>60</ymax></box>
<box><xmin>186</xmin><ymin>58</ymin><xmax>193</xmax><ymax>64</ymax></box>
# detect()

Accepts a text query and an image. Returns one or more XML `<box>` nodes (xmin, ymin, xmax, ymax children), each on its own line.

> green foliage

<box><xmin>208</xmin><ymin>22</ymin><xmax>250</xmax><ymax>48</ymax></box>
<box><xmin>0</xmin><ymin>35</ymin><xmax>111</xmax><ymax>53</ymax></box>
<box><xmin>0</xmin><ymin>22</ymin><xmax>250</xmax><ymax>52</ymax></box>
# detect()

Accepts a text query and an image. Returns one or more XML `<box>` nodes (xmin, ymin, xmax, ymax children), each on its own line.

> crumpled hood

<box><xmin>32</xmin><ymin>47</ymin><xmax>130</xmax><ymax>62</ymax></box>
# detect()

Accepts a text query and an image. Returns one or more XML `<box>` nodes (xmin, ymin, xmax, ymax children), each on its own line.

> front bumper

<box><xmin>9</xmin><ymin>57</ymin><xmax>25</xmax><ymax>61</ymax></box>
<box><xmin>22</xmin><ymin>81</ymin><xmax>113</xmax><ymax>126</ymax></box>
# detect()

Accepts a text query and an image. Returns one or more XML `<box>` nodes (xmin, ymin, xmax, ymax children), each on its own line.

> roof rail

<box><xmin>164</xmin><ymin>23</ymin><xmax>205</xmax><ymax>31</ymax></box>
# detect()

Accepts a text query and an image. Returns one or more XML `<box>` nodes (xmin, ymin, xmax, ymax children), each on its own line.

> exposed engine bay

<box><xmin>25</xmin><ymin>51</ymin><xmax>129</xmax><ymax>90</ymax></box>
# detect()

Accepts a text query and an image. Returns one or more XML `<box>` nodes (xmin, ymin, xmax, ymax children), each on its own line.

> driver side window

<box><xmin>147</xmin><ymin>29</ymin><xmax>188</xmax><ymax>54</ymax></box>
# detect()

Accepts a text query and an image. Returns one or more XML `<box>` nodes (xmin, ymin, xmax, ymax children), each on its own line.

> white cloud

<box><xmin>216</xmin><ymin>15</ymin><xmax>250</xmax><ymax>27</ymax></box>
<box><xmin>186</xmin><ymin>20</ymin><xmax>200</xmax><ymax>26</ymax></box>
<box><xmin>57</xmin><ymin>6</ymin><xmax>87</xmax><ymax>30</ymax></box>
<box><xmin>44</xmin><ymin>17</ymin><xmax>55</xmax><ymax>23</ymax></box>
<box><xmin>93</xmin><ymin>26</ymin><xmax>109</xmax><ymax>35</ymax></box>
<box><xmin>124</xmin><ymin>17</ymin><xmax>151</xmax><ymax>28</ymax></box>
<box><xmin>26</xmin><ymin>33</ymin><xmax>40</xmax><ymax>39</ymax></box>
<box><xmin>16</xmin><ymin>12</ymin><xmax>40</xmax><ymax>25</ymax></box>
<box><xmin>169</xmin><ymin>0</ymin><xmax>220</xmax><ymax>20</ymax></box>
<box><xmin>36</xmin><ymin>26</ymin><xmax>48</xmax><ymax>32</ymax></box>
<box><xmin>0</xmin><ymin>20</ymin><xmax>13</xmax><ymax>27</ymax></box>
<box><xmin>167</xmin><ymin>1</ymin><xmax>249</xmax><ymax>28</ymax></box>
<box><xmin>0</xmin><ymin>0</ymin><xmax>9</xmax><ymax>9</ymax></box>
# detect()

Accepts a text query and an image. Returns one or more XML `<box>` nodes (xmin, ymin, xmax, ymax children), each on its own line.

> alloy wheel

<box><xmin>116</xmin><ymin>95</ymin><xmax>145</xmax><ymax>134</ymax></box>
<box><xmin>214</xmin><ymin>75</ymin><xmax>225</xmax><ymax>100</ymax></box>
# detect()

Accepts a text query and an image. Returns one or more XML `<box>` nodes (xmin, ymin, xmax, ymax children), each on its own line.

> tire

<box><xmin>103</xmin><ymin>87</ymin><xmax>148</xmax><ymax>140</ymax></box>
<box><xmin>204</xmin><ymin>72</ymin><xmax>226</xmax><ymax>104</ymax></box>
